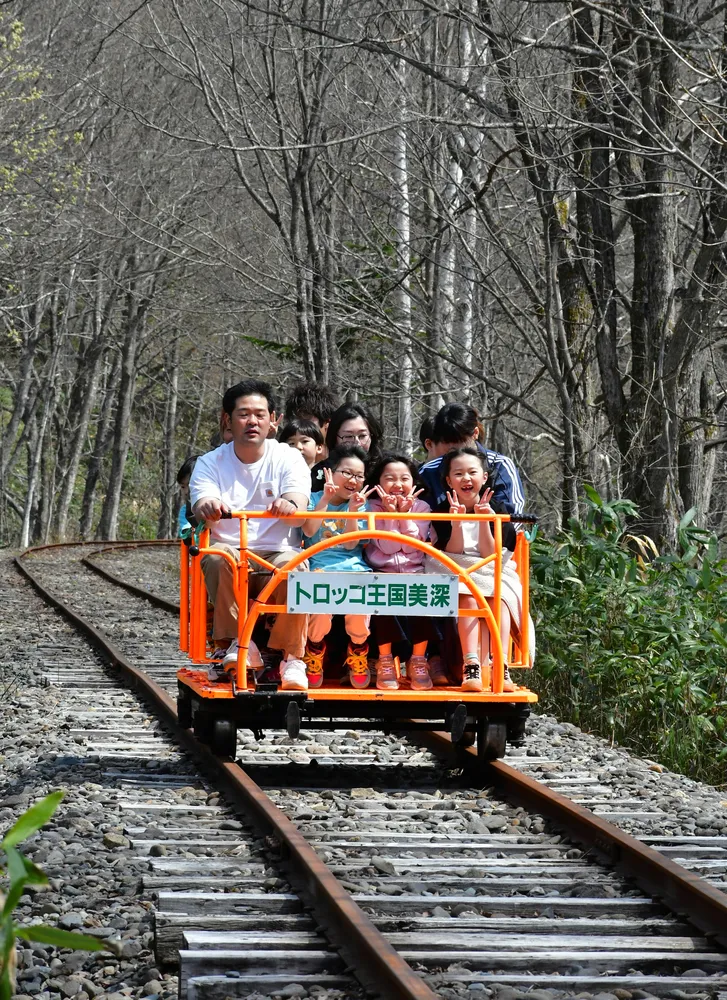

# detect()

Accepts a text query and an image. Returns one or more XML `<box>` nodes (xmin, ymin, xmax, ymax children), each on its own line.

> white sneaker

<box><xmin>223</xmin><ymin>639</ymin><xmax>263</xmax><ymax>669</ymax></box>
<box><xmin>280</xmin><ymin>658</ymin><xmax>308</xmax><ymax>691</ymax></box>
<box><xmin>461</xmin><ymin>660</ymin><xmax>484</xmax><ymax>693</ymax></box>
<box><xmin>207</xmin><ymin>662</ymin><xmax>230</xmax><ymax>682</ymax></box>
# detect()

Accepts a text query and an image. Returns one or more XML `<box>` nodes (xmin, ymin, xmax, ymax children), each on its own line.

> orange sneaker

<box><xmin>346</xmin><ymin>643</ymin><xmax>371</xmax><ymax>689</ymax></box>
<box><xmin>303</xmin><ymin>641</ymin><xmax>326</xmax><ymax>689</ymax></box>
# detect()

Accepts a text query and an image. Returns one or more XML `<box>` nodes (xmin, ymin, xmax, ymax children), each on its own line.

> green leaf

<box><xmin>679</xmin><ymin>507</ymin><xmax>697</xmax><ymax>530</ymax></box>
<box><xmin>0</xmin><ymin>963</ymin><xmax>11</xmax><ymax>1000</ymax></box>
<box><xmin>583</xmin><ymin>483</ymin><xmax>603</xmax><ymax>506</ymax></box>
<box><xmin>1</xmin><ymin>886</ymin><xmax>24</xmax><ymax>921</ymax></box>
<box><xmin>17</xmin><ymin>925</ymin><xmax>106</xmax><ymax>950</ymax></box>
<box><xmin>0</xmin><ymin>915</ymin><xmax>15</xmax><ymax>1000</ymax></box>
<box><xmin>1</xmin><ymin>792</ymin><xmax>64</xmax><ymax>849</ymax></box>
<box><xmin>4</xmin><ymin>846</ymin><xmax>26</xmax><ymax>887</ymax></box>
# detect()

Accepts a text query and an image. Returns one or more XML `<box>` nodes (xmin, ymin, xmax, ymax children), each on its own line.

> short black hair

<box><xmin>432</xmin><ymin>402</ymin><xmax>478</xmax><ymax>444</ymax></box>
<box><xmin>366</xmin><ymin>452</ymin><xmax>423</xmax><ymax>491</ymax></box>
<box><xmin>327</xmin><ymin>444</ymin><xmax>368</xmax><ymax>470</ymax></box>
<box><xmin>439</xmin><ymin>446</ymin><xmax>492</xmax><ymax>486</ymax></box>
<box><xmin>176</xmin><ymin>455</ymin><xmax>199</xmax><ymax>484</ymax></box>
<box><xmin>222</xmin><ymin>379</ymin><xmax>275</xmax><ymax>416</ymax></box>
<box><xmin>418</xmin><ymin>415</ymin><xmax>435</xmax><ymax>449</ymax></box>
<box><xmin>325</xmin><ymin>403</ymin><xmax>384</xmax><ymax>459</ymax></box>
<box><xmin>278</xmin><ymin>418</ymin><xmax>324</xmax><ymax>446</ymax></box>
<box><xmin>284</xmin><ymin>381</ymin><xmax>340</xmax><ymax>424</ymax></box>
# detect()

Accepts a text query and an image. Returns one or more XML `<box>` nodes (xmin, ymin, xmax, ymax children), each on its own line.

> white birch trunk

<box><xmin>392</xmin><ymin>61</ymin><xmax>414</xmax><ymax>455</ymax></box>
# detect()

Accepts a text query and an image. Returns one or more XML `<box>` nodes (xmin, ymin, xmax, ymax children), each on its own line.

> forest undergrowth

<box><xmin>531</xmin><ymin>490</ymin><xmax>727</xmax><ymax>787</ymax></box>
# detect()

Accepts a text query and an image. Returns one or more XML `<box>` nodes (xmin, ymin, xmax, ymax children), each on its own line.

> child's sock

<box><xmin>307</xmin><ymin>637</ymin><xmax>325</xmax><ymax>652</ymax></box>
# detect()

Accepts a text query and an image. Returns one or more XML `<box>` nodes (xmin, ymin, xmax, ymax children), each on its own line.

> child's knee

<box><xmin>307</xmin><ymin>614</ymin><xmax>332</xmax><ymax>642</ymax></box>
<box><xmin>346</xmin><ymin>614</ymin><xmax>370</xmax><ymax>645</ymax></box>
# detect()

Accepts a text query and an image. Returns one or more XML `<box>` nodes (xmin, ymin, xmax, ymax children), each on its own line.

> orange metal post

<box><xmin>179</xmin><ymin>542</ymin><xmax>189</xmax><ymax>652</ymax></box>
<box><xmin>189</xmin><ymin>545</ymin><xmax>200</xmax><ymax>660</ymax></box>
<box><xmin>520</xmin><ymin>533</ymin><xmax>530</xmax><ymax>669</ymax></box>
<box><xmin>191</xmin><ymin>529</ymin><xmax>211</xmax><ymax>662</ymax></box>
<box><xmin>491</xmin><ymin>517</ymin><xmax>504</xmax><ymax>694</ymax></box>
<box><xmin>235</xmin><ymin>516</ymin><xmax>249</xmax><ymax>691</ymax></box>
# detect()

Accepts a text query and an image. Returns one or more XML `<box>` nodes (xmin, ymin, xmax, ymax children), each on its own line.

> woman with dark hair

<box><xmin>325</xmin><ymin>403</ymin><xmax>383</xmax><ymax>457</ymax></box>
<box><xmin>311</xmin><ymin>402</ymin><xmax>384</xmax><ymax>490</ymax></box>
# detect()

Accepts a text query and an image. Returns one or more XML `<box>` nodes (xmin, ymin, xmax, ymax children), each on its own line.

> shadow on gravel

<box><xmin>240</xmin><ymin>760</ymin><xmax>473</xmax><ymax>791</ymax></box>
<box><xmin>1</xmin><ymin>755</ymin><xmax>196</xmax><ymax>800</ymax></box>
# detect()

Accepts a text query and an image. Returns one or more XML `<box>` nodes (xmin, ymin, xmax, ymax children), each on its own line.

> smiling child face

<box><xmin>446</xmin><ymin>454</ymin><xmax>486</xmax><ymax>504</ymax></box>
<box><xmin>378</xmin><ymin>461</ymin><xmax>414</xmax><ymax>496</ymax></box>
<box><xmin>331</xmin><ymin>456</ymin><xmax>366</xmax><ymax>500</ymax></box>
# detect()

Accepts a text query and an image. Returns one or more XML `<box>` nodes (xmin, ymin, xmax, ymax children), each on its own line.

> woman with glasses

<box><xmin>310</xmin><ymin>403</ymin><xmax>384</xmax><ymax>491</ymax></box>
<box><xmin>302</xmin><ymin>445</ymin><xmax>377</xmax><ymax>689</ymax></box>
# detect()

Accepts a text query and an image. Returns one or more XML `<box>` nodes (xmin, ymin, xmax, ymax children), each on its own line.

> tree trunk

<box><xmin>96</xmin><ymin>299</ymin><xmax>142</xmax><ymax>541</ymax></box>
<box><xmin>79</xmin><ymin>356</ymin><xmax>121</xmax><ymax>540</ymax></box>
<box><xmin>392</xmin><ymin>61</ymin><xmax>414</xmax><ymax>454</ymax></box>
<box><xmin>157</xmin><ymin>337</ymin><xmax>179</xmax><ymax>539</ymax></box>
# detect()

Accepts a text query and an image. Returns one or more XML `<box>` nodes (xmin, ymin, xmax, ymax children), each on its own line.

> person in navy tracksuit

<box><xmin>418</xmin><ymin>403</ymin><xmax>524</xmax><ymax>515</ymax></box>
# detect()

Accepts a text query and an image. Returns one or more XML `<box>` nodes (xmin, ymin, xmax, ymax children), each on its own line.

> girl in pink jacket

<box><xmin>365</xmin><ymin>454</ymin><xmax>437</xmax><ymax>691</ymax></box>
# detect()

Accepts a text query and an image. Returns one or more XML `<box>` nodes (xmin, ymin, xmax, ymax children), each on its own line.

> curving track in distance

<box><xmin>14</xmin><ymin>540</ymin><xmax>727</xmax><ymax>1000</ymax></box>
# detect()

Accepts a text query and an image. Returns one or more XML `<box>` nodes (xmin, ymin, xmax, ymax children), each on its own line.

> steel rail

<box><xmin>417</xmin><ymin>729</ymin><xmax>727</xmax><ymax>951</ymax></box>
<box><xmin>15</xmin><ymin>544</ymin><xmax>437</xmax><ymax>1000</ymax></box>
<box><xmin>82</xmin><ymin>544</ymin><xmax>179</xmax><ymax>614</ymax></box>
<box><xmin>68</xmin><ymin>551</ymin><xmax>727</xmax><ymax>953</ymax></box>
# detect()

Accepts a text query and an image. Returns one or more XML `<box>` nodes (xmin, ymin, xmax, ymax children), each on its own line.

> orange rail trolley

<box><xmin>177</xmin><ymin>509</ymin><xmax>538</xmax><ymax>758</ymax></box>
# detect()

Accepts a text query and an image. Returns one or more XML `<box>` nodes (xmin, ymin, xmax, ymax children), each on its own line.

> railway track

<box><xmin>9</xmin><ymin>540</ymin><xmax>727</xmax><ymax>1000</ymax></box>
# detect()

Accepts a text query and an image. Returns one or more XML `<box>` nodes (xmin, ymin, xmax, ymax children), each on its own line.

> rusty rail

<box><xmin>15</xmin><ymin>543</ymin><xmax>437</xmax><ymax>1000</ymax></box>
<box><xmin>82</xmin><ymin>544</ymin><xmax>179</xmax><ymax>614</ymax></box>
<box><xmin>417</xmin><ymin>729</ymin><xmax>727</xmax><ymax>951</ymax></box>
<box><xmin>67</xmin><ymin>544</ymin><xmax>727</xmax><ymax>954</ymax></box>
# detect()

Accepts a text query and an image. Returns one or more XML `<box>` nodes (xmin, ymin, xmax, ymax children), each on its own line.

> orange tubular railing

<box><xmin>185</xmin><ymin>510</ymin><xmax>533</xmax><ymax>694</ymax></box>
<box><xmin>179</xmin><ymin>542</ymin><xmax>189</xmax><ymax>652</ymax></box>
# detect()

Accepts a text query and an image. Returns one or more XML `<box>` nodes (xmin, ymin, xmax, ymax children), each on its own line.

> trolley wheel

<box><xmin>286</xmin><ymin>701</ymin><xmax>301</xmax><ymax>739</ymax></box>
<box><xmin>448</xmin><ymin>703</ymin><xmax>468</xmax><ymax>744</ymax></box>
<box><xmin>177</xmin><ymin>687</ymin><xmax>192</xmax><ymax>729</ymax></box>
<box><xmin>193</xmin><ymin>711</ymin><xmax>213</xmax><ymax>745</ymax></box>
<box><xmin>211</xmin><ymin>719</ymin><xmax>237</xmax><ymax>758</ymax></box>
<box><xmin>456</xmin><ymin>730</ymin><xmax>476</xmax><ymax>748</ymax></box>
<box><xmin>477</xmin><ymin>720</ymin><xmax>507</xmax><ymax>760</ymax></box>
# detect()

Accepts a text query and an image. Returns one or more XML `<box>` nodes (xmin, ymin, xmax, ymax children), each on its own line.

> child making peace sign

<box><xmin>302</xmin><ymin>445</ymin><xmax>376</xmax><ymax>689</ymax></box>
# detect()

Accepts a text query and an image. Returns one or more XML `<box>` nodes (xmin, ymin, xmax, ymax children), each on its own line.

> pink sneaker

<box><xmin>407</xmin><ymin>655</ymin><xmax>433</xmax><ymax>691</ymax></box>
<box><xmin>376</xmin><ymin>654</ymin><xmax>399</xmax><ymax>691</ymax></box>
<box><xmin>427</xmin><ymin>655</ymin><xmax>450</xmax><ymax>686</ymax></box>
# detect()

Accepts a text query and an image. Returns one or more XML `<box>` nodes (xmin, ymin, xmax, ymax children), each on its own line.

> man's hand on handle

<box><xmin>194</xmin><ymin>497</ymin><xmax>229</xmax><ymax>522</ymax></box>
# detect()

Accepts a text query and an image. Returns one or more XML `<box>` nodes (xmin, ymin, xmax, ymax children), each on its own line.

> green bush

<box><xmin>530</xmin><ymin>488</ymin><xmax>727</xmax><ymax>785</ymax></box>
<box><xmin>1</xmin><ymin>792</ymin><xmax>105</xmax><ymax>999</ymax></box>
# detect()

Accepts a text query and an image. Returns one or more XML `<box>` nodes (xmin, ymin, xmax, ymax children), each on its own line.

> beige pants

<box><xmin>201</xmin><ymin>544</ymin><xmax>308</xmax><ymax>660</ymax></box>
<box><xmin>308</xmin><ymin>613</ymin><xmax>370</xmax><ymax>646</ymax></box>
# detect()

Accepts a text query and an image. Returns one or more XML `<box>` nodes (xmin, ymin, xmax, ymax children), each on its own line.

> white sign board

<box><xmin>288</xmin><ymin>571</ymin><xmax>458</xmax><ymax>616</ymax></box>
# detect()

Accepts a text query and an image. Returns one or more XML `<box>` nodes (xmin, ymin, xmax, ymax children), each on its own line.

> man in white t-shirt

<box><xmin>190</xmin><ymin>379</ymin><xmax>311</xmax><ymax>691</ymax></box>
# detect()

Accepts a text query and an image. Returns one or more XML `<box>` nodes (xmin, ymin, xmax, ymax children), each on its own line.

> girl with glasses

<box><xmin>302</xmin><ymin>445</ymin><xmax>376</xmax><ymax>689</ymax></box>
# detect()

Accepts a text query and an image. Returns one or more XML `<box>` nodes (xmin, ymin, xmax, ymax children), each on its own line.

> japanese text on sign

<box><xmin>288</xmin><ymin>572</ymin><xmax>458</xmax><ymax>616</ymax></box>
